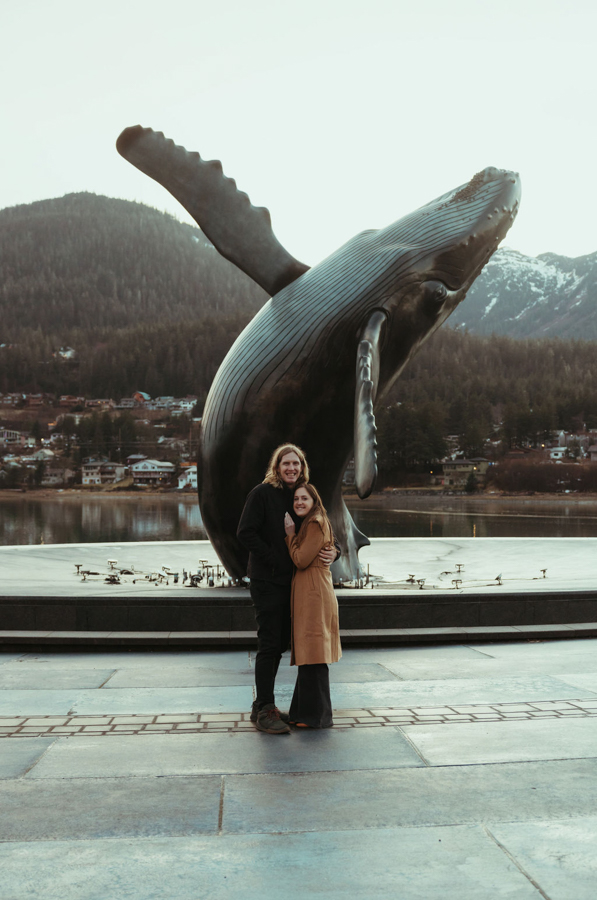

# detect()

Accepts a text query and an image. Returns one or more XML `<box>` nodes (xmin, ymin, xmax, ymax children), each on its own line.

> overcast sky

<box><xmin>2</xmin><ymin>0</ymin><xmax>595</xmax><ymax>267</ymax></box>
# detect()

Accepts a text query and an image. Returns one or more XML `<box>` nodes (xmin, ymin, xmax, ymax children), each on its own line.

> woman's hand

<box><xmin>318</xmin><ymin>544</ymin><xmax>335</xmax><ymax>567</ymax></box>
<box><xmin>284</xmin><ymin>512</ymin><xmax>296</xmax><ymax>536</ymax></box>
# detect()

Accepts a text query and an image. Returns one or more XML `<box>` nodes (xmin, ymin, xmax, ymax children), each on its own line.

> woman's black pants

<box><xmin>289</xmin><ymin>663</ymin><xmax>333</xmax><ymax>728</ymax></box>
<box><xmin>250</xmin><ymin>579</ymin><xmax>291</xmax><ymax>710</ymax></box>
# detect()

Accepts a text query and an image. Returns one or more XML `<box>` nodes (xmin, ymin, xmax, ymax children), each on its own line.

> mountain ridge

<box><xmin>455</xmin><ymin>246</ymin><xmax>597</xmax><ymax>339</ymax></box>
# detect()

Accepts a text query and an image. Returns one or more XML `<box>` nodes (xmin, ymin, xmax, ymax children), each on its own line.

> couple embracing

<box><xmin>237</xmin><ymin>443</ymin><xmax>342</xmax><ymax>735</ymax></box>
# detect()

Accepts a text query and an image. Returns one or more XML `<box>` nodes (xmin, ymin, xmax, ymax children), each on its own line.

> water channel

<box><xmin>3</xmin><ymin>491</ymin><xmax>597</xmax><ymax>545</ymax></box>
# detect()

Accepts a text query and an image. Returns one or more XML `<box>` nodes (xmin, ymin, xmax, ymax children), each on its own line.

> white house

<box><xmin>55</xmin><ymin>347</ymin><xmax>76</xmax><ymax>360</ymax></box>
<box><xmin>130</xmin><ymin>459</ymin><xmax>175</xmax><ymax>485</ymax></box>
<box><xmin>82</xmin><ymin>460</ymin><xmax>107</xmax><ymax>485</ymax></box>
<box><xmin>0</xmin><ymin>429</ymin><xmax>24</xmax><ymax>447</ymax></box>
<box><xmin>42</xmin><ymin>464</ymin><xmax>76</xmax><ymax>486</ymax></box>
<box><xmin>29</xmin><ymin>448</ymin><xmax>55</xmax><ymax>461</ymax></box>
<box><xmin>171</xmin><ymin>397</ymin><xmax>198</xmax><ymax>416</ymax></box>
<box><xmin>177</xmin><ymin>464</ymin><xmax>197</xmax><ymax>490</ymax></box>
<box><xmin>82</xmin><ymin>460</ymin><xmax>128</xmax><ymax>485</ymax></box>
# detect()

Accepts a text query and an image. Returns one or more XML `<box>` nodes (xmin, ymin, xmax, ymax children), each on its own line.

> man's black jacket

<box><xmin>237</xmin><ymin>483</ymin><xmax>300</xmax><ymax>585</ymax></box>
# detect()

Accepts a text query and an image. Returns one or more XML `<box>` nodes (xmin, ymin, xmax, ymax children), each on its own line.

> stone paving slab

<box><xmin>0</xmin><ymin>737</ymin><xmax>55</xmax><ymax>778</ymax></box>
<box><xmin>326</xmin><ymin>645</ymin><xmax>494</xmax><ymax>662</ymax></box>
<box><xmin>468</xmin><ymin>637</ymin><xmax>597</xmax><ymax>657</ymax></box>
<box><xmin>0</xmin><ymin>689</ymin><xmax>83</xmax><ymax>717</ymax></box>
<box><xmin>70</xmin><ymin>685</ymin><xmax>254</xmax><ymax>716</ymax></box>
<box><xmin>381</xmin><ymin>654</ymin><xmax>597</xmax><ymax>681</ymax></box>
<box><xmin>104</xmin><ymin>666</ymin><xmax>256</xmax><ymax>687</ymax></box>
<box><xmin>552</xmin><ymin>672</ymin><xmax>597</xmax><ymax>694</ymax></box>
<box><xmin>0</xmin><ymin>668</ymin><xmax>116</xmax><ymax>689</ymax></box>
<box><xmin>0</xmin><ymin>775</ymin><xmax>222</xmax><ymax>841</ymax></box>
<box><xmin>0</xmin><ymin>651</ymin><xmax>27</xmax><ymax>664</ymax></box>
<box><xmin>14</xmin><ymin>650</ymin><xmax>254</xmax><ymax>668</ymax></box>
<box><xmin>402</xmin><ymin>715</ymin><xmax>597</xmax><ymax>765</ymax></box>
<box><xmin>490</xmin><ymin>816</ymin><xmax>597</xmax><ymax>900</ymax></box>
<box><xmin>104</xmin><ymin>662</ymin><xmax>399</xmax><ymax>688</ymax></box>
<box><xmin>0</xmin><ymin>826</ymin><xmax>543</xmax><ymax>900</ymax></box>
<box><xmin>24</xmin><ymin>727</ymin><xmax>424</xmax><ymax>778</ymax></box>
<box><xmin>222</xmin><ymin>758</ymin><xmax>597</xmax><ymax>833</ymax></box>
<box><xmin>0</xmin><ymin>685</ymin><xmax>255</xmax><ymax>717</ymax></box>
<box><xmin>276</xmin><ymin>673</ymin><xmax>597</xmax><ymax>709</ymax></box>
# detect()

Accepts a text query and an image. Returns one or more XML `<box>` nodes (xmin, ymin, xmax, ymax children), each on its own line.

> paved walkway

<box><xmin>3</xmin><ymin>639</ymin><xmax>597</xmax><ymax>898</ymax></box>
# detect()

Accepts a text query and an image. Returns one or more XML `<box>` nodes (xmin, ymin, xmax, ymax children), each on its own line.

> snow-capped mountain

<box><xmin>453</xmin><ymin>247</ymin><xmax>597</xmax><ymax>339</ymax></box>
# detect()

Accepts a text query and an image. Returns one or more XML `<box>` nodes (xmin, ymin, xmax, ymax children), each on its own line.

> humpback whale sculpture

<box><xmin>117</xmin><ymin>126</ymin><xmax>520</xmax><ymax>581</ymax></box>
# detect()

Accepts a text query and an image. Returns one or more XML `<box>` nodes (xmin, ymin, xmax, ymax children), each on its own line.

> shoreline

<box><xmin>3</xmin><ymin>488</ymin><xmax>597</xmax><ymax>507</ymax></box>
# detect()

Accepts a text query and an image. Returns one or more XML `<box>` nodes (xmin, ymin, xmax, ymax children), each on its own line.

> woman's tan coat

<box><xmin>285</xmin><ymin>518</ymin><xmax>342</xmax><ymax>666</ymax></box>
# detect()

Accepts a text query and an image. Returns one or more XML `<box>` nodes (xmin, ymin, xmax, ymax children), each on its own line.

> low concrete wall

<box><xmin>2</xmin><ymin>588</ymin><xmax>597</xmax><ymax>633</ymax></box>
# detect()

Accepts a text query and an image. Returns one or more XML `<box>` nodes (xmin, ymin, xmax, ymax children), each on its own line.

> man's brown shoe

<box><xmin>250</xmin><ymin>701</ymin><xmax>290</xmax><ymax>724</ymax></box>
<box><xmin>255</xmin><ymin>703</ymin><xmax>291</xmax><ymax>734</ymax></box>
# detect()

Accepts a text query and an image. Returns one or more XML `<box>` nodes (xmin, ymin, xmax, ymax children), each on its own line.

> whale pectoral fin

<box><xmin>354</xmin><ymin>342</ymin><xmax>378</xmax><ymax>499</ymax></box>
<box><xmin>354</xmin><ymin>311</ymin><xmax>386</xmax><ymax>499</ymax></box>
<box><xmin>116</xmin><ymin>126</ymin><xmax>310</xmax><ymax>297</ymax></box>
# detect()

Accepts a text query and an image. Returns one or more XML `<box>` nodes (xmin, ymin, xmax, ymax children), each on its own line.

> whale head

<box><xmin>368</xmin><ymin>166</ymin><xmax>521</xmax><ymax>393</ymax></box>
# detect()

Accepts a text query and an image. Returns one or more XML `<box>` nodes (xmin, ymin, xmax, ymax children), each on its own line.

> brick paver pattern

<box><xmin>2</xmin><ymin>698</ymin><xmax>597</xmax><ymax>736</ymax></box>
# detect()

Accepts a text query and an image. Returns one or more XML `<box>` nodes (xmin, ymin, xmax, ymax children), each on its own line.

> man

<box><xmin>237</xmin><ymin>443</ymin><xmax>336</xmax><ymax>734</ymax></box>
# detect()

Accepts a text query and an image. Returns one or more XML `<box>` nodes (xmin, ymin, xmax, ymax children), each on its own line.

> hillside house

<box><xmin>82</xmin><ymin>460</ymin><xmax>128</xmax><ymax>485</ymax></box>
<box><xmin>177</xmin><ymin>463</ymin><xmax>197</xmax><ymax>490</ymax></box>
<box><xmin>153</xmin><ymin>396</ymin><xmax>175</xmax><ymax>409</ymax></box>
<box><xmin>0</xmin><ymin>393</ymin><xmax>24</xmax><ymax>407</ymax></box>
<box><xmin>59</xmin><ymin>395</ymin><xmax>85</xmax><ymax>408</ymax></box>
<box><xmin>0</xmin><ymin>429</ymin><xmax>25</xmax><ymax>447</ymax></box>
<box><xmin>41</xmin><ymin>464</ymin><xmax>76</xmax><ymax>486</ymax></box>
<box><xmin>442</xmin><ymin>458</ymin><xmax>490</xmax><ymax>488</ymax></box>
<box><xmin>29</xmin><ymin>448</ymin><xmax>55</xmax><ymax>462</ymax></box>
<box><xmin>126</xmin><ymin>454</ymin><xmax>147</xmax><ymax>467</ymax></box>
<box><xmin>54</xmin><ymin>347</ymin><xmax>76</xmax><ymax>360</ymax></box>
<box><xmin>130</xmin><ymin>459</ymin><xmax>175</xmax><ymax>486</ymax></box>
<box><xmin>25</xmin><ymin>394</ymin><xmax>45</xmax><ymax>407</ymax></box>
<box><xmin>85</xmin><ymin>399</ymin><xmax>115</xmax><ymax>409</ymax></box>
<box><xmin>171</xmin><ymin>397</ymin><xmax>198</xmax><ymax>416</ymax></box>
<box><xmin>81</xmin><ymin>460</ymin><xmax>107</xmax><ymax>485</ymax></box>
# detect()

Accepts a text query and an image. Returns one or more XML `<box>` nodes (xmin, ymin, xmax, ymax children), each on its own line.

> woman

<box><xmin>283</xmin><ymin>483</ymin><xmax>342</xmax><ymax>728</ymax></box>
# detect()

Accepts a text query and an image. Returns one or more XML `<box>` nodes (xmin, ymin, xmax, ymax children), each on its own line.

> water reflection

<box><xmin>3</xmin><ymin>493</ymin><xmax>597</xmax><ymax>545</ymax></box>
<box><xmin>347</xmin><ymin>494</ymin><xmax>597</xmax><ymax>539</ymax></box>
<box><xmin>348</xmin><ymin>508</ymin><xmax>597</xmax><ymax>539</ymax></box>
<box><xmin>0</xmin><ymin>495</ymin><xmax>208</xmax><ymax>545</ymax></box>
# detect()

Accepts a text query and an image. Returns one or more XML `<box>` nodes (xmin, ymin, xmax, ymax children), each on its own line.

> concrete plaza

<box><xmin>2</xmin><ymin>638</ymin><xmax>597</xmax><ymax>898</ymax></box>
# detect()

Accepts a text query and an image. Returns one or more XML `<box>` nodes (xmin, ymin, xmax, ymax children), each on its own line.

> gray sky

<box><xmin>2</xmin><ymin>0</ymin><xmax>596</xmax><ymax>266</ymax></box>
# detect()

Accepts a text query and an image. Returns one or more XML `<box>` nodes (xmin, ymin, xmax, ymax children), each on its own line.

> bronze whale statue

<box><xmin>117</xmin><ymin>126</ymin><xmax>520</xmax><ymax>581</ymax></box>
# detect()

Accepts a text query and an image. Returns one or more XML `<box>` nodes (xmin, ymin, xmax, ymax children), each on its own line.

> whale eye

<box><xmin>422</xmin><ymin>280</ymin><xmax>448</xmax><ymax>314</ymax></box>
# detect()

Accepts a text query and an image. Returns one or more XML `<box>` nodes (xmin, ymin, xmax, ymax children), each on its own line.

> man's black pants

<box><xmin>250</xmin><ymin>579</ymin><xmax>291</xmax><ymax>709</ymax></box>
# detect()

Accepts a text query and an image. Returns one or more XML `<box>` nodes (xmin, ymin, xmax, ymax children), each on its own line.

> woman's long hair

<box><xmin>293</xmin><ymin>482</ymin><xmax>334</xmax><ymax>547</ymax></box>
<box><xmin>262</xmin><ymin>443</ymin><xmax>309</xmax><ymax>489</ymax></box>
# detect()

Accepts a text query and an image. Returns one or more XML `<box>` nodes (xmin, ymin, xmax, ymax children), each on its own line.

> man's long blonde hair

<box><xmin>262</xmin><ymin>443</ymin><xmax>310</xmax><ymax>489</ymax></box>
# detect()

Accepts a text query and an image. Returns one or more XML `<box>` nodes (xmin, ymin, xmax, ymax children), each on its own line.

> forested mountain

<box><xmin>0</xmin><ymin>192</ymin><xmax>266</xmax><ymax>335</ymax></box>
<box><xmin>371</xmin><ymin>328</ymin><xmax>597</xmax><ymax>475</ymax></box>
<box><xmin>0</xmin><ymin>193</ymin><xmax>267</xmax><ymax>402</ymax></box>
<box><xmin>455</xmin><ymin>247</ymin><xmax>597</xmax><ymax>339</ymax></box>
<box><xmin>2</xmin><ymin>193</ymin><xmax>597</xmax><ymax>439</ymax></box>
